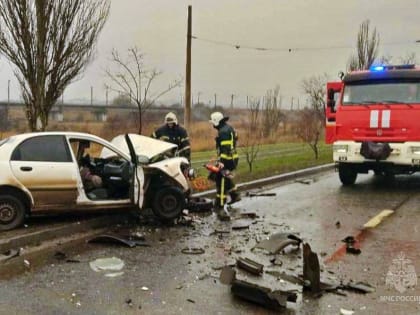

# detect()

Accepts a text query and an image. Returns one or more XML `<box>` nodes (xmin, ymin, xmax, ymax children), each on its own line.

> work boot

<box><xmin>217</xmin><ymin>206</ymin><xmax>231</xmax><ymax>221</ymax></box>
<box><xmin>213</xmin><ymin>202</ymin><xmax>231</xmax><ymax>221</ymax></box>
<box><xmin>228</xmin><ymin>191</ymin><xmax>241</xmax><ymax>205</ymax></box>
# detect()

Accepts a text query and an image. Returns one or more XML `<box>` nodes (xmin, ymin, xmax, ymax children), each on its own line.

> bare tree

<box><xmin>301</xmin><ymin>74</ymin><xmax>328</xmax><ymax>122</ymax></box>
<box><xmin>0</xmin><ymin>105</ymin><xmax>7</xmax><ymax>138</ymax></box>
<box><xmin>399</xmin><ymin>52</ymin><xmax>417</xmax><ymax>64</ymax></box>
<box><xmin>262</xmin><ymin>85</ymin><xmax>284</xmax><ymax>138</ymax></box>
<box><xmin>0</xmin><ymin>0</ymin><xmax>110</xmax><ymax>131</ymax></box>
<box><xmin>105</xmin><ymin>47</ymin><xmax>182</xmax><ymax>134</ymax></box>
<box><xmin>241</xmin><ymin>99</ymin><xmax>262</xmax><ymax>172</ymax></box>
<box><xmin>299</xmin><ymin>74</ymin><xmax>329</xmax><ymax>159</ymax></box>
<box><xmin>347</xmin><ymin>20</ymin><xmax>380</xmax><ymax>71</ymax></box>
<box><xmin>295</xmin><ymin>108</ymin><xmax>323</xmax><ymax>159</ymax></box>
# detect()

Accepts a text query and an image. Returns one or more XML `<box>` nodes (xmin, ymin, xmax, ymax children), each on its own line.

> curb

<box><xmin>0</xmin><ymin>214</ymin><xmax>129</xmax><ymax>253</ymax></box>
<box><xmin>193</xmin><ymin>163</ymin><xmax>335</xmax><ymax>198</ymax></box>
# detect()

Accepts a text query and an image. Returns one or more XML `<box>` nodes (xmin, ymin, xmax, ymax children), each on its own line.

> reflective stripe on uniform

<box><xmin>178</xmin><ymin>146</ymin><xmax>190</xmax><ymax>153</ymax></box>
<box><xmin>220</xmin><ymin>177</ymin><xmax>225</xmax><ymax>206</ymax></box>
<box><xmin>220</xmin><ymin>152</ymin><xmax>239</xmax><ymax>160</ymax></box>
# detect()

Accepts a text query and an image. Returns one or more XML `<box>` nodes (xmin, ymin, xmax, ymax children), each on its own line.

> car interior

<box><xmin>70</xmin><ymin>139</ymin><xmax>133</xmax><ymax>201</ymax></box>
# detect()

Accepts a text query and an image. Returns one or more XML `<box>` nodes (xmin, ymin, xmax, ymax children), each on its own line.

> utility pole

<box><xmin>6</xmin><ymin>80</ymin><xmax>10</xmax><ymax>128</ymax></box>
<box><xmin>214</xmin><ymin>93</ymin><xmax>217</xmax><ymax>109</ymax></box>
<box><xmin>291</xmin><ymin>96</ymin><xmax>294</xmax><ymax>110</ymax></box>
<box><xmin>91</xmin><ymin>86</ymin><xmax>93</xmax><ymax>106</ymax></box>
<box><xmin>230</xmin><ymin>94</ymin><xmax>234</xmax><ymax>109</ymax></box>
<box><xmin>106</xmin><ymin>85</ymin><xmax>109</xmax><ymax>106</ymax></box>
<box><xmin>184</xmin><ymin>5</ymin><xmax>192</xmax><ymax>128</ymax></box>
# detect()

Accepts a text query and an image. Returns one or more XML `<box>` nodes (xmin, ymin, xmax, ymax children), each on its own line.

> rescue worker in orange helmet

<box><xmin>152</xmin><ymin>112</ymin><xmax>191</xmax><ymax>161</ymax></box>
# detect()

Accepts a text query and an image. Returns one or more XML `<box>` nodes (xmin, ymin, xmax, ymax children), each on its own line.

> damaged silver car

<box><xmin>0</xmin><ymin>132</ymin><xmax>192</xmax><ymax>230</ymax></box>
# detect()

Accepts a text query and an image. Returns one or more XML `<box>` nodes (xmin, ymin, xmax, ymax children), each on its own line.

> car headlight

<box><xmin>333</xmin><ymin>144</ymin><xmax>348</xmax><ymax>153</ymax></box>
<box><xmin>410</xmin><ymin>146</ymin><xmax>420</xmax><ymax>155</ymax></box>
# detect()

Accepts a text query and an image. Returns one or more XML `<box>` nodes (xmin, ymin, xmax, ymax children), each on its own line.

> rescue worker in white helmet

<box><xmin>152</xmin><ymin>112</ymin><xmax>191</xmax><ymax>161</ymax></box>
<box><xmin>209</xmin><ymin>112</ymin><xmax>241</xmax><ymax>214</ymax></box>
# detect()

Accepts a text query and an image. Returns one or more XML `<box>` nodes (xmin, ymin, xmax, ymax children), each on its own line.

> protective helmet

<box><xmin>209</xmin><ymin>112</ymin><xmax>226</xmax><ymax>127</ymax></box>
<box><xmin>164</xmin><ymin>112</ymin><xmax>178</xmax><ymax>124</ymax></box>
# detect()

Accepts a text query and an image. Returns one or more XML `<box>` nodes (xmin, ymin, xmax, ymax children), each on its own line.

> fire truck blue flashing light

<box><xmin>370</xmin><ymin>65</ymin><xmax>385</xmax><ymax>72</ymax></box>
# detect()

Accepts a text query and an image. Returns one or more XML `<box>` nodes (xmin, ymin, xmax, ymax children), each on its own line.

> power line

<box><xmin>191</xmin><ymin>35</ymin><xmax>419</xmax><ymax>53</ymax></box>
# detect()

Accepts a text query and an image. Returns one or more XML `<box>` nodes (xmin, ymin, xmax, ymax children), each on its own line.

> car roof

<box><xmin>8</xmin><ymin>131</ymin><xmax>105</xmax><ymax>141</ymax></box>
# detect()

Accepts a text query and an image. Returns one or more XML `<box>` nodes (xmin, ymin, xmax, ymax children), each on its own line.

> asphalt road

<box><xmin>0</xmin><ymin>170</ymin><xmax>419</xmax><ymax>315</ymax></box>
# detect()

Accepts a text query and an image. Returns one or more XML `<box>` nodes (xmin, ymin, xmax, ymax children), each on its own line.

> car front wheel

<box><xmin>152</xmin><ymin>187</ymin><xmax>186</xmax><ymax>220</ymax></box>
<box><xmin>0</xmin><ymin>195</ymin><xmax>26</xmax><ymax>231</ymax></box>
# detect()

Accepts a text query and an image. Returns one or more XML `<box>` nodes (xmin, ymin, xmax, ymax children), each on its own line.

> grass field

<box><xmin>190</xmin><ymin>142</ymin><xmax>333</xmax><ymax>191</ymax></box>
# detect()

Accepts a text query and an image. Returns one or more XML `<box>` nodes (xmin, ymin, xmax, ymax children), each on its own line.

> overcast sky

<box><xmin>1</xmin><ymin>0</ymin><xmax>419</xmax><ymax>107</ymax></box>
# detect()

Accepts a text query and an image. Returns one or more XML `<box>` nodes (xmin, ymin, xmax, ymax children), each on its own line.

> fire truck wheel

<box><xmin>152</xmin><ymin>187</ymin><xmax>186</xmax><ymax>220</ymax></box>
<box><xmin>338</xmin><ymin>163</ymin><xmax>357</xmax><ymax>186</ymax></box>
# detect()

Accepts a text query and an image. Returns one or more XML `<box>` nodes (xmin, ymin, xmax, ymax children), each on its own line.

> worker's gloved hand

<box><xmin>221</xmin><ymin>169</ymin><xmax>233</xmax><ymax>178</ymax></box>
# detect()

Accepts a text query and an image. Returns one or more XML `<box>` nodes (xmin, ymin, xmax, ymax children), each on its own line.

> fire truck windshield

<box><xmin>342</xmin><ymin>82</ymin><xmax>420</xmax><ymax>105</ymax></box>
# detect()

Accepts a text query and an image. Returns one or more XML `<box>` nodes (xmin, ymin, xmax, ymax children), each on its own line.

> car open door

<box><xmin>326</xmin><ymin>81</ymin><xmax>343</xmax><ymax>144</ymax></box>
<box><xmin>124</xmin><ymin>134</ymin><xmax>145</xmax><ymax>209</ymax></box>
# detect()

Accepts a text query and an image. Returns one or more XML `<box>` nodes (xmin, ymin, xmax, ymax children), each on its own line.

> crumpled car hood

<box><xmin>101</xmin><ymin>134</ymin><xmax>177</xmax><ymax>160</ymax></box>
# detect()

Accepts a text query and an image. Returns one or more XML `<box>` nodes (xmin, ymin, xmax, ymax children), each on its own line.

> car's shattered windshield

<box><xmin>342</xmin><ymin>82</ymin><xmax>420</xmax><ymax>105</ymax></box>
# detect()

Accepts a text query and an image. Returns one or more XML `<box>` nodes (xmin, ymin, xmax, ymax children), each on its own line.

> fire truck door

<box><xmin>325</xmin><ymin>82</ymin><xmax>342</xmax><ymax>144</ymax></box>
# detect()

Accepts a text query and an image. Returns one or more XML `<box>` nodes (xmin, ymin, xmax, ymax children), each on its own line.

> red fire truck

<box><xmin>325</xmin><ymin>64</ymin><xmax>420</xmax><ymax>185</ymax></box>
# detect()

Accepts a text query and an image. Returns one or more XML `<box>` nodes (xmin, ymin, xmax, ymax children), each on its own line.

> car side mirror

<box><xmin>137</xmin><ymin>155</ymin><xmax>149</xmax><ymax>165</ymax></box>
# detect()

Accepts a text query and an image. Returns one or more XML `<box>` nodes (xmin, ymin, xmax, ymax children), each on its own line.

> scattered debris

<box><xmin>187</xmin><ymin>299</ymin><xmax>195</xmax><ymax>303</ymax></box>
<box><xmin>23</xmin><ymin>259</ymin><xmax>30</xmax><ymax>268</ymax></box>
<box><xmin>346</xmin><ymin>246</ymin><xmax>361</xmax><ymax>255</ymax></box>
<box><xmin>232</xmin><ymin>219</ymin><xmax>254</xmax><ymax>230</ymax></box>
<box><xmin>341</xmin><ymin>236</ymin><xmax>355</xmax><ymax>244</ymax></box>
<box><xmin>89</xmin><ymin>257</ymin><xmax>124</xmax><ymax>272</ymax></box>
<box><xmin>335</xmin><ymin>221</ymin><xmax>341</xmax><ymax>229</ymax></box>
<box><xmin>181</xmin><ymin>247</ymin><xmax>205</xmax><ymax>255</ymax></box>
<box><xmin>240</xmin><ymin>211</ymin><xmax>258</xmax><ymax>219</ymax></box>
<box><xmin>303</xmin><ymin>243</ymin><xmax>321</xmax><ymax>293</ymax></box>
<box><xmin>125</xmin><ymin>298</ymin><xmax>133</xmax><ymax>307</ymax></box>
<box><xmin>245</xmin><ymin>192</ymin><xmax>276</xmax><ymax>197</ymax></box>
<box><xmin>269</xmin><ymin>257</ymin><xmax>283</xmax><ymax>266</ymax></box>
<box><xmin>187</xmin><ymin>197</ymin><xmax>213</xmax><ymax>212</ymax></box>
<box><xmin>141</xmin><ymin>286</ymin><xmax>149</xmax><ymax>291</ymax></box>
<box><xmin>213</xmin><ymin>228</ymin><xmax>230</xmax><ymax>235</ymax></box>
<box><xmin>53</xmin><ymin>251</ymin><xmax>67</xmax><ymax>261</ymax></box>
<box><xmin>105</xmin><ymin>272</ymin><xmax>124</xmax><ymax>278</ymax></box>
<box><xmin>88</xmin><ymin>234</ymin><xmax>150</xmax><ymax>248</ymax></box>
<box><xmin>236</xmin><ymin>257</ymin><xmax>264</xmax><ymax>275</ymax></box>
<box><xmin>341</xmin><ymin>236</ymin><xmax>361</xmax><ymax>255</ymax></box>
<box><xmin>0</xmin><ymin>249</ymin><xmax>20</xmax><ymax>263</ymax></box>
<box><xmin>295</xmin><ymin>178</ymin><xmax>313</xmax><ymax>185</ymax></box>
<box><xmin>220</xmin><ymin>266</ymin><xmax>236</xmax><ymax>285</ymax></box>
<box><xmin>340</xmin><ymin>281</ymin><xmax>375</xmax><ymax>294</ymax></box>
<box><xmin>253</xmin><ymin>233</ymin><xmax>302</xmax><ymax>254</ymax></box>
<box><xmin>340</xmin><ymin>308</ymin><xmax>355</xmax><ymax>315</ymax></box>
<box><xmin>231</xmin><ymin>279</ymin><xmax>297</xmax><ymax>310</ymax></box>
<box><xmin>265</xmin><ymin>270</ymin><xmax>305</xmax><ymax>286</ymax></box>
